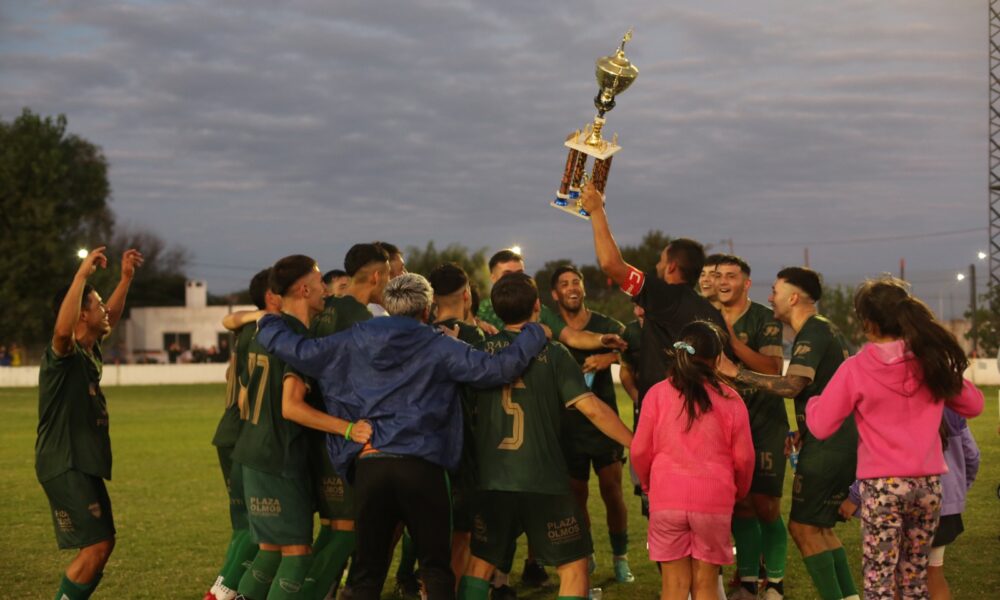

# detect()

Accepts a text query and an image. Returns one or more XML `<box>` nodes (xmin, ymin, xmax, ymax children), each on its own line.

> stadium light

<box><xmin>510</xmin><ymin>245</ymin><xmax>522</xmax><ymax>255</ymax></box>
<box><xmin>77</xmin><ymin>248</ymin><xmax>88</xmax><ymax>259</ymax></box>
<box><xmin>978</xmin><ymin>250</ymin><xmax>988</xmax><ymax>260</ymax></box>
<box><xmin>956</xmin><ymin>272</ymin><xmax>966</xmax><ymax>281</ymax></box>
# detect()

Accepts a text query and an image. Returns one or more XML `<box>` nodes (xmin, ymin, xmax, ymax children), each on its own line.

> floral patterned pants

<box><xmin>859</xmin><ymin>475</ymin><xmax>941</xmax><ymax>599</ymax></box>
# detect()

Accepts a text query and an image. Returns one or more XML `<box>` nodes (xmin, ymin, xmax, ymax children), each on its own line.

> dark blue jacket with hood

<box><xmin>256</xmin><ymin>314</ymin><xmax>546</xmax><ymax>480</ymax></box>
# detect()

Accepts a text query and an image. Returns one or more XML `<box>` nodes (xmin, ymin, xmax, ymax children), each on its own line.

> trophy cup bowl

<box><xmin>552</xmin><ymin>30</ymin><xmax>638</xmax><ymax>219</ymax></box>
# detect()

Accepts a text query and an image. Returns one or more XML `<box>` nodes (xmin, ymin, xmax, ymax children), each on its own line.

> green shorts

<box><xmin>309</xmin><ymin>447</ymin><xmax>355</xmax><ymax>521</ymax></box>
<box><xmin>749</xmin><ymin>427</ymin><xmax>787</xmax><ymax>498</ymax></box>
<box><xmin>470</xmin><ymin>490</ymin><xmax>593</xmax><ymax>567</ymax></box>
<box><xmin>790</xmin><ymin>438</ymin><xmax>857</xmax><ymax>528</ymax></box>
<box><xmin>217</xmin><ymin>445</ymin><xmax>249</xmax><ymax>530</ymax></box>
<box><xmin>40</xmin><ymin>469</ymin><xmax>116</xmax><ymax>549</ymax></box>
<box><xmin>563</xmin><ymin>432</ymin><xmax>626</xmax><ymax>482</ymax></box>
<box><xmin>242</xmin><ymin>465</ymin><xmax>314</xmax><ymax>546</ymax></box>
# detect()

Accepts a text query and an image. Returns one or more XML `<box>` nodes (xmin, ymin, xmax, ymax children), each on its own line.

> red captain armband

<box><xmin>620</xmin><ymin>266</ymin><xmax>645</xmax><ymax>297</ymax></box>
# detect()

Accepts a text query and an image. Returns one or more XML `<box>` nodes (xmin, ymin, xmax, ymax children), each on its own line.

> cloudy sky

<box><xmin>0</xmin><ymin>1</ymin><xmax>988</xmax><ymax>314</ymax></box>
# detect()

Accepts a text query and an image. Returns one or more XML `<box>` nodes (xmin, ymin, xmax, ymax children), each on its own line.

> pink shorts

<box><xmin>647</xmin><ymin>510</ymin><xmax>734</xmax><ymax>565</ymax></box>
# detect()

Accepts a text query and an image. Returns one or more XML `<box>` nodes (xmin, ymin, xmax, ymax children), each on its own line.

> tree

<box><xmin>404</xmin><ymin>241</ymin><xmax>491</xmax><ymax>294</ymax></box>
<box><xmin>91</xmin><ymin>225</ymin><xmax>190</xmax><ymax>309</ymax></box>
<box><xmin>819</xmin><ymin>284</ymin><xmax>865</xmax><ymax>352</ymax></box>
<box><xmin>964</xmin><ymin>286</ymin><xmax>1000</xmax><ymax>358</ymax></box>
<box><xmin>0</xmin><ymin>109</ymin><xmax>114</xmax><ymax>346</ymax></box>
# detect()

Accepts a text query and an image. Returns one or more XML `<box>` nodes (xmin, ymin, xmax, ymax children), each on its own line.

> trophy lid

<box><xmin>595</xmin><ymin>29</ymin><xmax>639</xmax><ymax>97</ymax></box>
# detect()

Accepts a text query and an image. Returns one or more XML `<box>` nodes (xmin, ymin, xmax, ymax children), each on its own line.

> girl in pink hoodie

<box><xmin>805</xmin><ymin>277</ymin><xmax>983</xmax><ymax>600</ymax></box>
<box><xmin>631</xmin><ymin>321</ymin><xmax>755</xmax><ymax>600</ymax></box>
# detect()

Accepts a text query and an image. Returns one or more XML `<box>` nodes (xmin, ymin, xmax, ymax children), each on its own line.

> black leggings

<box><xmin>351</xmin><ymin>455</ymin><xmax>454</xmax><ymax>600</ymax></box>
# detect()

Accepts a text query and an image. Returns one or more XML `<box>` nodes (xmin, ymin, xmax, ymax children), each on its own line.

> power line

<box><xmin>736</xmin><ymin>227</ymin><xmax>985</xmax><ymax>248</ymax></box>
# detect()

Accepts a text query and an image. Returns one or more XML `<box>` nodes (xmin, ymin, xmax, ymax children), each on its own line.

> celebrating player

<box><xmin>549</xmin><ymin>265</ymin><xmax>634</xmax><ymax>584</ymax></box>
<box><xmin>714</xmin><ymin>256</ymin><xmax>788</xmax><ymax>600</ymax></box>
<box><xmin>720</xmin><ymin>267</ymin><xmax>859</xmax><ymax>600</ymax></box>
<box><xmin>459</xmin><ymin>273</ymin><xmax>634</xmax><ymax>600</ymax></box>
<box><xmin>36</xmin><ymin>246</ymin><xmax>143</xmax><ymax>600</ymax></box>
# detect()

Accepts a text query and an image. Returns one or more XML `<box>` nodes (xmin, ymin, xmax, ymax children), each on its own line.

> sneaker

<box><xmin>490</xmin><ymin>584</ymin><xmax>518</xmax><ymax>600</ymax></box>
<box><xmin>588</xmin><ymin>553</ymin><xmax>596</xmax><ymax>575</ymax></box>
<box><xmin>395</xmin><ymin>574</ymin><xmax>420</xmax><ymax>599</ymax></box>
<box><xmin>613</xmin><ymin>557</ymin><xmax>635</xmax><ymax>583</ymax></box>
<box><xmin>520</xmin><ymin>559</ymin><xmax>549</xmax><ymax>587</ymax></box>
<box><xmin>763</xmin><ymin>587</ymin><xmax>784</xmax><ymax>600</ymax></box>
<box><xmin>727</xmin><ymin>587</ymin><xmax>757</xmax><ymax>600</ymax></box>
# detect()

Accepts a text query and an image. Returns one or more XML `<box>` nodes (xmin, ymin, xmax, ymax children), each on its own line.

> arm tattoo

<box><xmin>736</xmin><ymin>367</ymin><xmax>809</xmax><ymax>397</ymax></box>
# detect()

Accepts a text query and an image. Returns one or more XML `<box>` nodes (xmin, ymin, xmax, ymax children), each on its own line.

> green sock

<box><xmin>802</xmin><ymin>551</ymin><xmax>843</xmax><ymax>600</ymax></box>
<box><xmin>221</xmin><ymin>529</ymin><xmax>259</xmax><ymax>589</ymax></box>
<box><xmin>830</xmin><ymin>546</ymin><xmax>859</xmax><ymax>597</ymax></box>
<box><xmin>732</xmin><ymin>516</ymin><xmax>763</xmax><ymax>580</ymax></box>
<box><xmin>302</xmin><ymin>530</ymin><xmax>356</xmax><ymax>599</ymax></box>
<box><xmin>216</xmin><ymin>532</ymin><xmax>240</xmax><ymax>583</ymax></box>
<box><xmin>396</xmin><ymin>530</ymin><xmax>417</xmax><ymax>579</ymax></box>
<box><xmin>760</xmin><ymin>516</ymin><xmax>788</xmax><ymax>580</ymax></box>
<box><xmin>609</xmin><ymin>530</ymin><xmax>629</xmax><ymax>556</ymax></box>
<box><xmin>312</xmin><ymin>525</ymin><xmax>334</xmax><ymax>554</ymax></box>
<box><xmin>458</xmin><ymin>575</ymin><xmax>491</xmax><ymax>600</ymax></box>
<box><xmin>237</xmin><ymin>548</ymin><xmax>281</xmax><ymax>600</ymax></box>
<box><xmin>268</xmin><ymin>554</ymin><xmax>313</xmax><ymax>599</ymax></box>
<box><xmin>54</xmin><ymin>573</ymin><xmax>97</xmax><ymax>600</ymax></box>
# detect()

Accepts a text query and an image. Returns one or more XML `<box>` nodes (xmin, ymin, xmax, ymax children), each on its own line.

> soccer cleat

<box><xmin>613</xmin><ymin>557</ymin><xmax>635</xmax><ymax>583</ymax></box>
<box><xmin>763</xmin><ymin>587</ymin><xmax>784</xmax><ymax>600</ymax></box>
<box><xmin>490</xmin><ymin>584</ymin><xmax>518</xmax><ymax>600</ymax></box>
<box><xmin>726</xmin><ymin>587</ymin><xmax>757</xmax><ymax>600</ymax></box>
<box><xmin>520</xmin><ymin>558</ymin><xmax>549</xmax><ymax>587</ymax></box>
<box><xmin>204</xmin><ymin>592</ymin><xmax>215</xmax><ymax>600</ymax></box>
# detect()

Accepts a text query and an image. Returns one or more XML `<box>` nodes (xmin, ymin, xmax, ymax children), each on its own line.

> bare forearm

<box><xmin>283</xmin><ymin>395</ymin><xmax>350</xmax><ymax>436</ymax></box>
<box><xmin>588</xmin><ymin>208</ymin><xmax>630</xmax><ymax>285</ymax></box>
<box><xmin>223</xmin><ymin>309</ymin><xmax>264</xmax><ymax>331</ymax></box>
<box><xmin>52</xmin><ymin>274</ymin><xmax>88</xmax><ymax>351</ymax></box>
<box><xmin>731</xmin><ymin>337</ymin><xmax>782</xmax><ymax>375</ymax></box>
<box><xmin>579</xmin><ymin>396</ymin><xmax>633</xmax><ymax>447</ymax></box>
<box><xmin>560</xmin><ymin>327</ymin><xmax>603</xmax><ymax>350</ymax></box>
<box><xmin>620</xmin><ymin>365</ymin><xmax>640</xmax><ymax>403</ymax></box>
<box><xmin>105</xmin><ymin>276</ymin><xmax>134</xmax><ymax>330</ymax></box>
<box><xmin>736</xmin><ymin>367</ymin><xmax>808</xmax><ymax>397</ymax></box>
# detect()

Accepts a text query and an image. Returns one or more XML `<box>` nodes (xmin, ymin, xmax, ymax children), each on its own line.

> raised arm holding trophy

<box><xmin>552</xmin><ymin>29</ymin><xmax>639</xmax><ymax>219</ymax></box>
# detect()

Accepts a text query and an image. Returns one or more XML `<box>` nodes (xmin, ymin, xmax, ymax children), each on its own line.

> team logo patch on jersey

<box><xmin>763</xmin><ymin>324</ymin><xmax>781</xmax><ymax>337</ymax></box>
<box><xmin>54</xmin><ymin>509</ymin><xmax>74</xmax><ymax>532</ymax></box>
<box><xmin>88</xmin><ymin>502</ymin><xmax>102</xmax><ymax>518</ymax></box>
<box><xmin>792</xmin><ymin>343</ymin><xmax>811</xmax><ymax>357</ymax></box>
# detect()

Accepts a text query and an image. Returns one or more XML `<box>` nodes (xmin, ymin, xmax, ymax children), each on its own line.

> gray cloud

<box><xmin>0</xmin><ymin>0</ymin><xmax>988</xmax><ymax>311</ymax></box>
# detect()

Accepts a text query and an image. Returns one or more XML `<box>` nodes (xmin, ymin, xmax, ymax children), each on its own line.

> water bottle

<box><xmin>787</xmin><ymin>431</ymin><xmax>799</xmax><ymax>472</ymax></box>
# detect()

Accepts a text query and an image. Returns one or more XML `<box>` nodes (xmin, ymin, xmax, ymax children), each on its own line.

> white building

<box><xmin>122</xmin><ymin>280</ymin><xmax>254</xmax><ymax>363</ymax></box>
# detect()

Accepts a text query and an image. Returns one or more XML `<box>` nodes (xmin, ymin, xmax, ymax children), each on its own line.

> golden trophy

<box><xmin>552</xmin><ymin>29</ymin><xmax>639</xmax><ymax>219</ymax></box>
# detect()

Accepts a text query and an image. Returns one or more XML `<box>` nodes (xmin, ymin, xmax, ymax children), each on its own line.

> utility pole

<box><xmin>970</xmin><ymin>263</ymin><xmax>978</xmax><ymax>356</ymax></box>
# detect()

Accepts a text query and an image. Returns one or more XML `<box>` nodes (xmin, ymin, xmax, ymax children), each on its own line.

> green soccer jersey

<box><xmin>469</xmin><ymin>330</ymin><xmax>592</xmax><ymax>495</ymax></box>
<box><xmin>478</xmin><ymin>299</ymin><xmax>566</xmax><ymax>340</ymax></box>
<box><xmin>312</xmin><ymin>294</ymin><xmax>373</xmax><ymax>337</ymax></box>
<box><xmin>786</xmin><ymin>314</ymin><xmax>857</xmax><ymax>447</ymax></box>
<box><xmin>731</xmin><ymin>301</ymin><xmax>788</xmax><ymax>435</ymax></box>
<box><xmin>560</xmin><ymin>311</ymin><xmax>624</xmax><ymax>445</ymax></box>
<box><xmin>212</xmin><ymin>323</ymin><xmax>257</xmax><ymax>449</ymax></box>
<box><xmin>36</xmin><ymin>342</ymin><xmax>111</xmax><ymax>482</ymax></box>
<box><xmin>231</xmin><ymin>313</ymin><xmax>313</xmax><ymax>478</ymax></box>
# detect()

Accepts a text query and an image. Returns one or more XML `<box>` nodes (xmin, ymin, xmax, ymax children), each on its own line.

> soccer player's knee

<box><xmin>83</xmin><ymin>538</ymin><xmax>115</xmax><ymax>566</ymax></box>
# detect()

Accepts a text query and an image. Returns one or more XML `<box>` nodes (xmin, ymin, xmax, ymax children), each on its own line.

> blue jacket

<box><xmin>256</xmin><ymin>314</ymin><xmax>546</xmax><ymax>480</ymax></box>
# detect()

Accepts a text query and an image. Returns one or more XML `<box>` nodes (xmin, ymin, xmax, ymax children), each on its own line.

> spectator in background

<box><xmin>10</xmin><ymin>343</ymin><xmax>23</xmax><ymax>366</ymax></box>
<box><xmin>0</xmin><ymin>345</ymin><xmax>10</xmax><ymax>366</ymax></box>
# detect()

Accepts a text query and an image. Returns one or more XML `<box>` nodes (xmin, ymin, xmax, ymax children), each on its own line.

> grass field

<box><xmin>1</xmin><ymin>384</ymin><xmax>998</xmax><ymax>599</ymax></box>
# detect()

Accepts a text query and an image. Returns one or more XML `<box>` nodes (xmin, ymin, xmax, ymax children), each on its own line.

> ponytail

<box><xmin>667</xmin><ymin>321</ymin><xmax>728</xmax><ymax>430</ymax></box>
<box><xmin>854</xmin><ymin>276</ymin><xmax>967</xmax><ymax>400</ymax></box>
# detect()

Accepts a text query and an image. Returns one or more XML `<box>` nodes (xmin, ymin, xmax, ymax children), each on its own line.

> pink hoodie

<box><xmin>631</xmin><ymin>379</ymin><xmax>755</xmax><ymax>514</ymax></box>
<box><xmin>805</xmin><ymin>340</ymin><xmax>984</xmax><ymax>479</ymax></box>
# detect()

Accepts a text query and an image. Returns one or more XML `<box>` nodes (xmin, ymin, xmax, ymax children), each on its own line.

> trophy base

<box><xmin>551</xmin><ymin>199</ymin><xmax>590</xmax><ymax>220</ymax></box>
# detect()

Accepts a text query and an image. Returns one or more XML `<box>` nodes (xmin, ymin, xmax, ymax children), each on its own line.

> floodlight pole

<box><xmin>990</xmin><ymin>0</ymin><xmax>1000</xmax><ymax>300</ymax></box>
